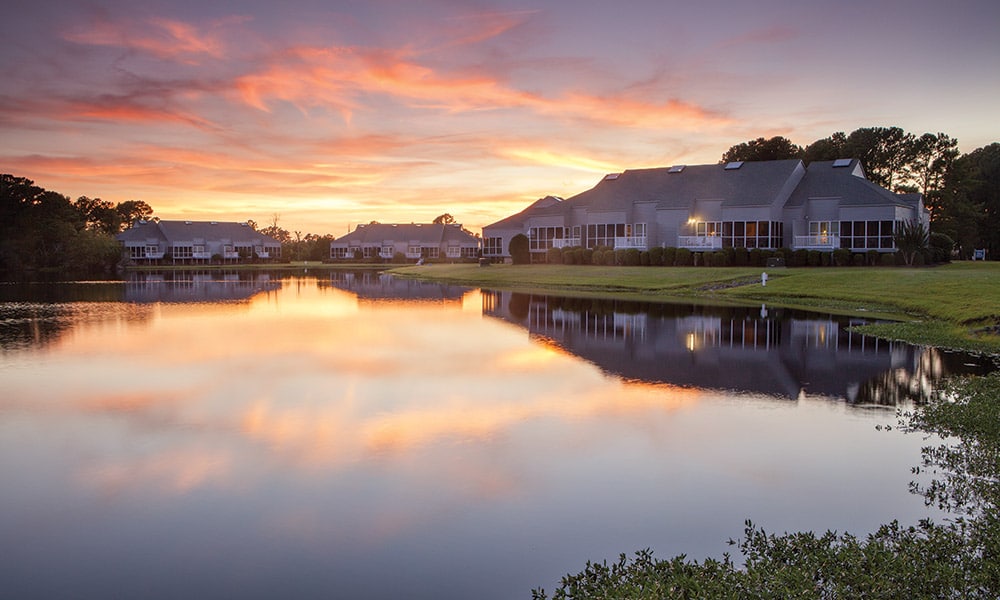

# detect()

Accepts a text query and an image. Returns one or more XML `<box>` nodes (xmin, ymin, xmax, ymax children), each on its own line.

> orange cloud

<box><xmin>63</xmin><ymin>15</ymin><xmax>232</xmax><ymax>62</ymax></box>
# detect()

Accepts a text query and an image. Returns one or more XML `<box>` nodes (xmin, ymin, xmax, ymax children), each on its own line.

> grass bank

<box><xmin>390</xmin><ymin>262</ymin><xmax>1000</xmax><ymax>354</ymax></box>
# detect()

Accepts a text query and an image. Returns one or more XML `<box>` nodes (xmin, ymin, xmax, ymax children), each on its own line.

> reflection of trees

<box><xmin>850</xmin><ymin>348</ymin><xmax>999</xmax><ymax>406</ymax></box>
<box><xmin>0</xmin><ymin>301</ymin><xmax>152</xmax><ymax>352</ymax></box>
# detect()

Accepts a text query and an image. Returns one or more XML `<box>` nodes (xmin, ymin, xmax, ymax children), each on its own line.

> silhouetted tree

<box><xmin>720</xmin><ymin>136</ymin><xmax>803</xmax><ymax>163</ymax></box>
<box><xmin>433</xmin><ymin>213</ymin><xmax>455</xmax><ymax>225</ymax></box>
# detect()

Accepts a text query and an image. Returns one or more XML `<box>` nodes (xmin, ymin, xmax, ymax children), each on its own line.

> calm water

<box><xmin>0</xmin><ymin>271</ymin><xmax>994</xmax><ymax>599</ymax></box>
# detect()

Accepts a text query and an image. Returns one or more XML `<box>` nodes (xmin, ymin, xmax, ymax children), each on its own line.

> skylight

<box><xmin>604</xmin><ymin>173</ymin><xmax>621</xmax><ymax>181</ymax></box>
<box><xmin>724</xmin><ymin>161</ymin><xmax>744</xmax><ymax>170</ymax></box>
<box><xmin>832</xmin><ymin>158</ymin><xmax>852</xmax><ymax>168</ymax></box>
<box><xmin>668</xmin><ymin>165</ymin><xmax>685</xmax><ymax>173</ymax></box>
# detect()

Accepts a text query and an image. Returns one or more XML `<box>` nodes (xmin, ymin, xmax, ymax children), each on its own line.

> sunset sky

<box><xmin>3</xmin><ymin>0</ymin><xmax>999</xmax><ymax>236</ymax></box>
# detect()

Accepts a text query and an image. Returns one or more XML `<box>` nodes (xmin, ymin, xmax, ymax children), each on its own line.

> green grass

<box><xmin>391</xmin><ymin>262</ymin><xmax>1000</xmax><ymax>354</ymax></box>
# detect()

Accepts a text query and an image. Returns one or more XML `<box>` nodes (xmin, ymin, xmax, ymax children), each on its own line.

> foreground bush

<box><xmin>533</xmin><ymin>374</ymin><xmax>1000</xmax><ymax>599</ymax></box>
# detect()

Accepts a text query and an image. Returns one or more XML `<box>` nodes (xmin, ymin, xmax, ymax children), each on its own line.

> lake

<box><xmin>0</xmin><ymin>271</ymin><xmax>994</xmax><ymax>599</ymax></box>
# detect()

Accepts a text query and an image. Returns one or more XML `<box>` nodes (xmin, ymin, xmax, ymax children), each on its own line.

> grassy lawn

<box><xmin>391</xmin><ymin>262</ymin><xmax>1000</xmax><ymax>354</ymax></box>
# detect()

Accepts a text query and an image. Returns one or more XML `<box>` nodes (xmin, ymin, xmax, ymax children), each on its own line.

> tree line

<box><xmin>2</xmin><ymin>125</ymin><xmax>997</xmax><ymax>278</ymax></box>
<box><xmin>719</xmin><ymin>127</ymin><xmax>999</xmax><ymax>258</ymax></box>
<box><xmin>0</xmin><ymin>174</ymin><xmax>154</xmax><ymax>280</ymax></box>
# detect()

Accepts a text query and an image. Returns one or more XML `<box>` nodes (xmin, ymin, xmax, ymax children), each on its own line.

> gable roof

<box><xmin>116</xmin><ymin>220</ymin><xmax>282</xmax><ymax>245</ymax></box>
<box><xmin>331</xmin><ymin>223</ymin><xmax>479</xmax><ymax>246</ymax></box>
<box><xmin>483</xmin><ymin>196</ymin><xmax>564</xmax><ymax>230</ymax></box>
<box><xmin>786</xmin><ymin>160</ymin><xmax>922</xmax><ymax>209</ymax></box>
<box><xmin>566</xmin><ymin>160</ymin><xmax>804</xmax><ymax>212</ymax></box>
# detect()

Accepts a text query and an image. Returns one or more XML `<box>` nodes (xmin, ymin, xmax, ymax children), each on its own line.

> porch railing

<box><xmin>794</xmin><ymin>235</ymin><xmax>840</xmax><ymax>250</ymax></box>
<box><xmin>551</xmin><ymin>238</ymin><xmax>582</xmax><ymax>249</ymax></box>
<box><xmin>677</xmin><ymin>236</ymin><xmax>722</xmax><ymax>250</ymax></box>
<box><xmin>614</xmin><ymin>236</ymin><xmax>647</xmax><ymax>249</ymax></box>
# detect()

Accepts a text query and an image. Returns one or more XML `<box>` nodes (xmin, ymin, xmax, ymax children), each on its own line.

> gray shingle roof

<box><xmin>116</xmin><ymin>220</ymin><xmax>282</xmax><ymax>245</ymax></box>
<box><xmin>786</xmin><ymin>160</ymin><xmax>919</xmax><ymax>208</ymax></box>
<box><xmin>332</xmin><ymin>223</ymin><xmax>479</xmax><ymax>246</ymax></box>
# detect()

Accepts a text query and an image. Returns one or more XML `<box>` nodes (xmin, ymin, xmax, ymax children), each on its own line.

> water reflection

<box><xmin>0</xmin><ymin>275</ymin><xmax>996</xmax><ymax>600</ymax></box>
<box><xmin>482</xmin><ymin>291</ymin><xmax>995</xmax><ymax>406</ymax></box>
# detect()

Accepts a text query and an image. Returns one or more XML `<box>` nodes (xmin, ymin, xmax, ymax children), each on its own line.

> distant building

<box><xmin>116</xmin><ymin>220</ymin><xmax>282</xmax><ymax>264</ymax></box>
<box><xmin>482</xmin><ymin>159</ymin><xmax>928</xmax><ymax>261</ymax></box>
<box><xmin>330</xmin><ymin>223</ymin><xmax>481</xmax><ymax>262</ymax></box>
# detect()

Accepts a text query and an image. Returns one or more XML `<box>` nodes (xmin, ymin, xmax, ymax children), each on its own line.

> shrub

<box><xmin>820</xmin><ymin>251</ymin><xmax>831</xmax><ymax>266</ymax></box>
<box><xmin>604</xmin><ymin>250</ymin><xmax>617</xmax><ymax>265</ymax></box>
<box><xmin>649</xmin><ymin>246</ymin><xmax>664</xmax><ymax>266</ymax></box>
<box><xmin>867</xmin><ymin>249</ymin><xmax>880</xmax><ymax>266</ymax></box>
<box><xmin>547</xmin><ymin>247</ymin><xmax>562</xmax><ymax>264</ymax></box>
<box><xmin>509</xmin><ymin>234</ymin><xmax>530</xmax><ymax>264</ymax></box>
<box><xmin>663</xmin><ymin>247</ymin><xmax>676</xmax><ymax>266</ymax></box>
<box><xmin>582</xmin><ymin>248</ymin><xmax>594</xmax><ymax>265</ymax></box>
<box><xmin>562</xmin><ymin>248</ymin><xmax>575</xmax><ymax>264</ymax></box>
<box><xmin>833</xmin><ymin>248</ymin><xmax>852</xmax><ymax>266</ymax></box>
<box><xmin>615</xmin><ymin>249</ymin><xmax>627</xmax><ymax>265</ymax></box>
<box><xmin>880</xmin><ymin>252</ymin><xmax>897</xmax><ymax>266</ymax></box>
<box><xmin>640</xmin><ymin>251</ymin><xmax>650</xmax><ymax>266</ymax></box>
<box><xmin>792</xmin><ymin>249</ymin><xmax>809</xmax><ymax>267</ymax></box>
<box><xmin>852</xmin><ymin>253</ymin><xmax>866</xmax><ymax>266</ymax></box>
<box><xmin>573</xmin><ymin>247</ymin><xmax>585</xmax><ymax>265</ymax></box>
<box><xmin>733</xmin><ymin>247</ymin><xmax>749</xmax><ymax>266</ymax></box>
<box><xmin>929</xmin><ymin>232</ymin><xmax>954</xmax><ymax>263</ymax></box>
<box><xmin>711</xmin><ymin>251</ymin><xmax>730</xmax><ymax>267</ymax></box>
<box><xmin>748</xmin><ymin>249</ymin><xmax>763</xmax><ymax>267</ymax></box>
<box><xmin>674</xmin><ymin>248</ymin><xmax>692</xmax><ymax>266</ymax></box>
<box><xmin>894</xmin><ymin>219</ymin><xmax>929</xmax><ymax>266</ymax></box>
<box><xmin>807</xmin><ymin>250</ymin><xmax>822</xmax><ymax>266</ymax></box>
<box><xmin>624</xmin><ymin>248</ymin><xmax>641</xmax><ymax>266</ymax></box>
<box><xmin>591</xmin><ymin>250</ymin><xmax>603</xmax><ymax>265</ymax></box>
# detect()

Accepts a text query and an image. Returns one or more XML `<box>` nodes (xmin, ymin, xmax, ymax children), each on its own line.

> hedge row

<box><xmin>544</xmin><ymin>245</ymin><xmax>950</xmax><ymax>267</ymax></box>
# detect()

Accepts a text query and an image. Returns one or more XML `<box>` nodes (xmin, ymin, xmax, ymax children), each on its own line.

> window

<box><xmin>408</xmin><ymin>245</ymin><xmax>421</xmax><ymax>256</ymax></box>
<box><xmin>839</xmin><ymin>220</ymin><xmax>897</xmax><ymax>250</ymax></box>
<box><xmin>363</xmin><ymin>247</ymin><xmax>374</xmax><ymax>259</ymax></box>
<box><xmin>422</xmin><ymin>247</ymin><xmax>439</xmax><ymax>259</ymax></box>
<box><xmin>446</xmin><ymin>246</ymin><xmax>461</xmax><ymax>258</ymax></box>
<box><xmin>528</xmin><ymin>226</ymin><xmax>564</xmax><ymax>251</ymax></box>
<box><xmin>483</xmin><ymin>237</ymin><xmax>503</xmax><ymax>255</ymax></box>
<box><xmin>586</xmin><ymin>223</ymin><xmax>626</xmax><ymax>248</ymax></box>
<box><xmin>172</xmin><ymin>245</ymin><xmax>192</xmax><ymax>258</ymax></box>
<box><xmin>381</xmin><ymin>245</ymin><xmax>394</xmax><ymax>258</ymax></box>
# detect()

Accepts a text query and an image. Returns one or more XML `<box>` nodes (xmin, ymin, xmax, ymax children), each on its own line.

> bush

<box><xmin>853</xmin><ymin>253</ymin><xmax>866</xmax><ymax>266</ymax></box>
<box><xmin>820</xmin><ymin>251</ymin><xmax>831</xmax><ymax>266</ymax></box>
<box><xmin>807</xmin><ymin>250</ymin><xmax>822</xmax><ymax>266</ymax></box>
<box><xmin>748</xmin><ymin>249</ymin><xmax>763</xmax><ymax>267</ymax></box>
<box><xmin>591</xmin><ymin>250</ymin><xmax>603</xmax><ymax>265</ymax></box>
<box><xmin>792</xmin><ymin>249</ymin><xmax>809</xmax><ymax>267</ymax></box>
<box><xmin>880</xmin><ymin>252</ymin><xmax>897</xmax><ymax>266</ymax></box>
<box><xmin>573</xmin><ymin>247</ymin><xmax>585</xmax><ymax>265</ymax></box>
<box><xmin>710</xmin><ymin>251</ymin><xmax>729</xmax><ymax>267</ymax></box>
<box><xmin>663</xmin><ymin>247</ymin><xmax>676</xmax><ymax>266</ymax></box>
<box><xmin>562</xmin><ymin>248</ymin><xmax>575</xmax><ymax>264</ymax></box>
<box><xmin>640</xmin><ymin>251</ymin><xmax>650</xmax><ymax>266</ymax></box>
<box><xmin>733</xmin><ymin>247</ymin><xmax>749</xmax><ymax>266</ymax></box>
<box><xmin>674</xmin><ymin>248</ymin><xmax>693</xmax><ymax>266</ymax></box>
<box><xmin>582</xmin><ymin>248</ymin><xmax>594</xmax><ymax>265</ymax></box>
<box><xmin>604</xmin><ymin>250</ymin><xmax>617</xmax><ymax>265</ymax></box>
<box><xmin>624</xmin><ymin>248</ymin><xmax>641</xmax><ymax>266</ymax></box>
<box><xmin>929</xmin><ymin>232</ymin><xmax>955</xmax><ymax>263</ymax></box>
<box><xmin>509</xmin><ymin>234</ymin><xmax>530</xmax><ymax>265</ymax></box>
<box><xmin>867</xmin><ymin>249</ymin><xmax>880</xmax><ymax>266</ymax></box>
<box><xmin>833</xmin><ymin>248</ymin><xmax>852</xmax><ymax>266</ymax></box>
<box><xmin>546</xmin><ymin>246</ymin><xmax>562</xmax><ymax>264</ymax></box>
<box><xmin>649</xmin><ymin>246</ymin><xmax>664</xmax><ymax>266</ymax></box>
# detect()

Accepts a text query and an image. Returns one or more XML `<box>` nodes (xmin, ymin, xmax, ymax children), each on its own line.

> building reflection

<box><xmin>124</xmin><ymin>271</ymin><xmax>281</xmax><ymax>303</ymax></box>
<box><xmin>482</xmin><ymin>291</ymin><xmax>995</xmax><ymax>405</ymax></box>
<box><xmin>321</xmin><ymin>271</ymin><xmax>470</xmax><ymax>305</ymax></box>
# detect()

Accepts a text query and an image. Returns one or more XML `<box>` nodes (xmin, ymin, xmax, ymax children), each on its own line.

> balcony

<box><xmin>678</xmin><ymin>236</ymin><xmax>722</xmax><ymax>250</ymax></box>
<box><xmin>193</xmin><ymin>251</ymin><xmax>211</xmax><ymax>260</ymax></box>
<box><xmin>794</xmin><ymin>235</ymin><xmax>840</xmax><ymax>250</ymax></box>
<box><xmin>614</xmin><ymin>236</ymin><xmax>647</xmax><ymax>249</ymax></box>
